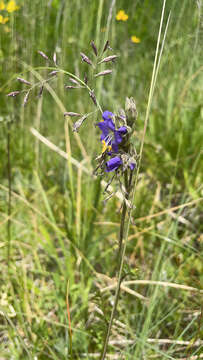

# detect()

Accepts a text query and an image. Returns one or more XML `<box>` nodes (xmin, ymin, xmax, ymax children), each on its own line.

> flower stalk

<box><xmin>100</xmin><ymin>169</ymin><xmax>133</xmax><ymax>360</ymax></box>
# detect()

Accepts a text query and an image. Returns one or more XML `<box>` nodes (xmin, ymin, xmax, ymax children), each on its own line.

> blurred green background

<box><xmin>0</xmin><ymin>0</ymin><xmax>202</xmax><ymax>359</ymax></box>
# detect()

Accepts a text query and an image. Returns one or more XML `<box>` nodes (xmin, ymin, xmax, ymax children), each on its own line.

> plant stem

<box><xmin>100</xmin><ymin>170</ymin><xmax>132</xmax><ymax>360</ymax></box>
<box><xmin>7</xmin><ymin>121</ymin><xmax>11</xmax><ymax>267</ymax></box>
<box><xmin>100</xmin><ymin>2</ymin><xmax>169</xmax><ymax>357</ymax></box>
<box><xmin>118</xmin><ymin>171</ymin><xmax>132</xmax><ymax>261</ymax></box>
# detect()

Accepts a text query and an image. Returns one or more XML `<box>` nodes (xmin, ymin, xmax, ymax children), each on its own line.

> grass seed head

<box><xmin>89</xmin><ymin>90</ymin><xmax>97</xmax><ymax>105</ymax></box>
<box><xmin>38</xmin><ymin>85</ymin><xmax>44</xmax><ymax>97</ymax></box>
<box><xmin>23</xmin><ymin>91</ymin><xmax>30</xmax><ymax>106</ymax></box>
<box><xmin>98</xmin><ymin>55</ymin><xmax>118</xmax><ymax>64</ymax></box>
<box><xmin>80</xmin><ymin>52</ymin><xmax>93</xmax><ymax>66</ymax></box>
<box><xmin>69</xmin><ymin>77</ymin><xmax>80</xmax><ymax>85</ymax></box>
<box><xmin>7</xmin><ymin>91</ymin><xmax>20</xmax><ymax>97</ymax></box>
<box><xmin>17</xmin><ymin>77</ymin><xmax>31</xmax><ymax>85</ymax></box>
<box><xmin>103</xmin><ymin>40</ymin><xmax>109</xmax><ymax>53</ymax></box>
<box><xmin>95</xmin><ymin>70</ymin><xmax>113</xmax><ymax>77</ymax></box>
<box><xmin>73</xmin><ymin>114</ymin><xmax>88</xmax><ymax>132</ymax></box>
<box><xmin>49</xmin><ymin>70</ymin><xmax>58</xmax><ymax>76</ymax></box>
<box><xmin>64</xmin><ymin>112</ymin><xmax>81</xmax><ymax>117</ymax></box>
<box><xmin>37</xmin><ymin>50</ymin><xmax>49</xmax><ymax>60</ymax></box>
<box><xmin>90</xmin><ymin>40</ymin><xmax>98</xmax><ymax>56</ymax></box>
<box><xmin>65</xmin><ymin>85</ymin><xmax>79</xmax><ymax>90</ymax></box>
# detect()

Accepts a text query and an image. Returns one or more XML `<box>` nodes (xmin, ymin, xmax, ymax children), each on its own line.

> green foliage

<box><xmin>0</xmin><ymin>0</ymin><xmax>202</xmax><ymax>359</ymax></box>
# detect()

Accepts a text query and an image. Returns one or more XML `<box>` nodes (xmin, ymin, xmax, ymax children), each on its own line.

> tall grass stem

<box><xmin>7</xmin><ymin>122</ymin><xmax>11</xmax><ymax>267</ymax></box>
<box><xmin>100</xmin><ymin>1</ymin><xmax>169</xmax><ymax>358</ymax></box>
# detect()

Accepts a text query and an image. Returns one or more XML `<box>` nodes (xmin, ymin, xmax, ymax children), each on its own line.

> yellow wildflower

<box><xmin>102</xmin><ymin>140</ymin><xmax>112</xmax><ymax>153</ymax></box>
<box><xmin>0</xmin><ymin>14</ymin><xmax>9</xmax><ymax>24</ymax></box>
<box><xmin>116</xmin><ymin>10</ymin><xmax>128</xmax><ymax>21</ymax></box>
<box><xmin>6</xmin><ymin>0</ymin><xmax>19</xmax><ymax>13</ymax></box>
<box><xmin>131</xmin><ymin>35</ymin><xmax>141</xmax><ymax>43</ymax></box>
<box><xmin>0</xmin><ymin>0</ymin><xmax>5</xmax><ymax>10</ymax></box>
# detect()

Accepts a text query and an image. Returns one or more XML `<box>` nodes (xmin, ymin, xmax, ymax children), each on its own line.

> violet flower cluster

<box><xmin>96</xmin><ymin>110</ymin><xmax>136</xmax><ymax>173</ymax></box>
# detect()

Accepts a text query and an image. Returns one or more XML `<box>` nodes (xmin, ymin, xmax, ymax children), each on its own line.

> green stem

<box><xmin>100</xmin><ymin>2</ymin><xmax>169</xmax><ymax>357</ymax></box>
<box><xmin>100</xmin><ymin>170</ymin><xmax>132</xmax><ymax>360</ymax></box>
<box><xmin>118</xmin><ymin>171</ymin><xmax>130</xmax><ymax>261</ymax></box>
<box><xmin>7</xmin><ymin>121</ymin><xmax>11</xmax><ymax>267</ymax></box>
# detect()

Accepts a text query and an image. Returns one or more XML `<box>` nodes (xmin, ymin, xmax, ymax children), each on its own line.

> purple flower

<box><xmin>102</xmin><ymin>110</ymin><xmax>114</xmax><ymax>122</ymax></box>
<box><xmin>129</xmin><ymin>162</ymin><xmax>136</xmax><ymax>171</ymax></box>
<box><xmin>106</xmin><ymin>156</ymin><xmax>122</xmax><ymax>172</ymax></box>
<box><xmin>97</xmin><ymin>110</ymin><xmax>127</xmax><ymax>153</ymax></box>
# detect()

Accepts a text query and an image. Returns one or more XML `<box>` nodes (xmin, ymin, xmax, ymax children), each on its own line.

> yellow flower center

<box><xmin>102</xmin><ymin>140</ymin><xmax>112</xmax><ymax>153</ymax></box>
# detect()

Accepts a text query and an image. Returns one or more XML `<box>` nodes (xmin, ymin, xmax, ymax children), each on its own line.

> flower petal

<box><xmin>102</xmin><ymin>110</ymin><xmax>114</xmax><ymax>120</ymax></box>
<box><xmin>114</xmin><ymin>126</ymin><xmax>127</xmax><ymax>145</ymax></box>
<box><xmin>129</xmin><ymin>162</ymin><xmax>136</xmax><ymax>170</ymax></box>
<box><xmin>117</xmin><ymin>126</ymin><xmax>127</xmax><ymax>134</ymax></box>
<box><xmin>111</xmin><ymin>141</ymin><xmax>119</xmax><ymax>152</ymax></box>
<box><xmin>106</xmin><ymin>156</ymin><xmax>122</xmax><ymax>172</ymax></box>
<box><xmin>114</xmin><ymin>131</ymin><xmax>123</xmax><ymax>144</ymax></box>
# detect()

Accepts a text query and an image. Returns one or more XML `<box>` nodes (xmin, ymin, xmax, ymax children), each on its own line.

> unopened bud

<box><xmin>125</xmin><ymin>97</ymin><xmax>137</xmax><ymax>128</ymax></box>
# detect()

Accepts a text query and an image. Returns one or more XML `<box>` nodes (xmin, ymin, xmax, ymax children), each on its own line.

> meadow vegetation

<box><xmin>0</xmin><ymin>0</ymin><xmax>203</xmax><ymax>359</ymax></box>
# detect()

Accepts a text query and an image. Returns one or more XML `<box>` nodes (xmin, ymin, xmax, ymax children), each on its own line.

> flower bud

<box><xmin>125</xmin><ymin>97</ymin><xmax>137</xmax><ymax>128</ymax></box>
